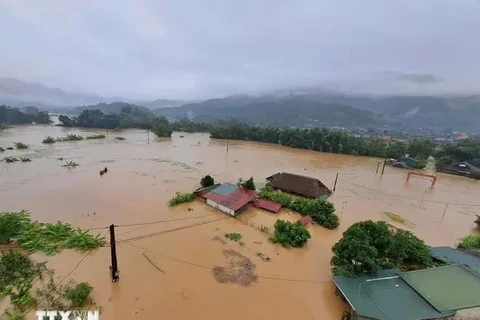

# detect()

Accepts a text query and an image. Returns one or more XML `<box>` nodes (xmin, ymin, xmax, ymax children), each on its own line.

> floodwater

<box><xmin>1</xmin><ymin>124</ymin><xmax>479</xmax><ymax>320</ymax></box>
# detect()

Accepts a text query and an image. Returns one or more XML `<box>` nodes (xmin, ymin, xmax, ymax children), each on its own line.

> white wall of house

<box><xmin>206</xmin><ymin>199</ymin><xmax>235</xmax><ymax>216</ymax></box>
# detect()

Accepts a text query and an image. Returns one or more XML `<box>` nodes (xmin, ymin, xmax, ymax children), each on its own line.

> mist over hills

<box><xmin>2</xmin><ymin>78</ymin><xmax>480</xmax><ymax>132</ymax></box>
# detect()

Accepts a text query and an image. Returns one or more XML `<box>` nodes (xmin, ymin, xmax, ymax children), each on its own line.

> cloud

<box><xmin>0</xmin><ymin>0</ymin><xmax>480</xmax><ymax>99</ymax></box>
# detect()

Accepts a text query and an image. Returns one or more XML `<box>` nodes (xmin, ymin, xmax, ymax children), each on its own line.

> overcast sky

<box><xmin>1</xmin><ymin>0</ymin><xmax>479</xmax><ymax>100</ymax></box>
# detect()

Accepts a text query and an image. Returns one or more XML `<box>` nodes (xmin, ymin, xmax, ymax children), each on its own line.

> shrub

<box><xmin>243</xmin><ymin>177</ymin><xmax>256</xmax><ymax>190</ymax></box>
<box><xmin>0</xmin><ymin>147</ymin><xmax>5</xmax><ymax>152</ymax></box>
<box><xmin>14</xmin><ymin>142</ymin><xmax>28</xmax><ymax>149</ymax></box>
<box><xmin>458</xmin><ymin>234</ymin><xmax>480</xmax><ymax>249</ymax></box>
<box><xmin>4</xmin><ymin>157</ymin><xmax>18</xmax><ymax>163</ymax></box>
<box><xmin>56</xmin><ymin>134</ymin><xmax>83</xmax><ymax>142</ymax></box>
<box><xmin>0</xmin><ymin>210</ymin><xmax>31</xmax><ymax>244</ymax></box>
<box><xmin>270</xmin><ymin>220</ymin><xmax>310</xmax><ymax>248</ymax></box>
<box><xmin>115</xmin><ymin>137</ymin><xmax>125</xmax><ymax>140</ymax></box>
<box><xmin>63</xmin><ymin>282</ymin><xmax>93</xmax><ymax>307</ymax></box>
<box><xmin>168</xmin><ymin>192</ymin><xmax>195</xmax><ymax>206</ymax></box>
<box><xmin>225</xmin><ymin>233</ymin><xmax>242</xmax><ymax>242</ymax></box>
<box><xmin>42</xmin><ymin>136</ymin><xmax>55</xmax><ymax>144</ymax></box>
<box><xmin>331</xmin><ymin>220</ymin><xmax>432</xmax><ymax>277</ymax></box>
<box><xmin>20</xmin><ymin>157</ymin><xmax>31</xmax><ymax>162</ymax></box>
<box><xmin>86</xmin><ymin>134</ymin><xmax>106</xmax><ymax>140</ymax></box>
<box><xmin>200</xmin><ymin>175</ymin><xmax>215</xmax><ymax>188</ymax></box>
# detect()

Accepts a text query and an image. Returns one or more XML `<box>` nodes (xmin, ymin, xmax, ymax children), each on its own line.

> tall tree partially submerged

<box><xmin>331</xmin><ymin>220</ymin><xmax>432</xmax><ymax>277</ymax></box>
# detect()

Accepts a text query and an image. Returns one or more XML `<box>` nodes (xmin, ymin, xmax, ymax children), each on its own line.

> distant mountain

<box><xmin>153</xmin><ymin>91</ymin><xmax>480</xmax><ymax>132</ymax></box>
<box><xmin>141</xmin><ymin>99</ymin><xmax>192</xmax><ymax>110</ymax></box>
<box><xmin>0</xmin><ymin>78</ymin><xmax>106</xmax><ymax>108</ymax></box>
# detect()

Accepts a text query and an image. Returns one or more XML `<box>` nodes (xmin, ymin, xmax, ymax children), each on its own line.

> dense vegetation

<box><xmin>168</xmin><ymin>192</ymin><xmax>195</xmax><ymax>206</ymax></box>
<box><xmin>0</xmin><ymin>210</ymin><xmax>105</xmax><ymax>255</ymax></box>
<box><xmin>0</xmin><ymin>105</ymin><xmax>51</xmax><ymax>125</ymax></box>
<box><xmin>270</xmin><ymin>220</ymin><xmax>311</xmax><ymax>248</ymax></box>
<box><xmin>331</xmin><ymin>220</ymin><xmax>433</xmax><ymax>277</ymax></box>
<box><xmin>435</xmin><ymin>138</ymin><xmax>480</xmax><ymax>173</ymax></box>
<box><xmin>200</xmin><ymin>175</ymin><xmax>215</xmax><ymax>188</ymax></box>
<box><xmin>237</xmin><ymin>177</ymin><xmax>256</xmax><ymax>190</ymax></box>
<box><xmin>458</xmin><ymin>234</ymin><xmax>480</xmax><ymax>250</ymax></box>
<box><xmin>86</xmin><ymin>134</ymin><xmax>106</xmax><ymax>140</ymax></box>
<box><xmin>258</xmin><ymin>187</ymin><xmax>339</xmax><ymax>229</ymax></box>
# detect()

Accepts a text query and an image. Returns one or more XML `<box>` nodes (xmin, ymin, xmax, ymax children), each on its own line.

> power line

<box><xmin>126</xmin><ymin>242</ymin><xmax>330</xmax><ymax>284</ymax></box>
<box><xmin>115</xmin><ymin>214</ymin><xmax>220</xmax><ymax>228</ymax></box>
<box><xmin>116</xmin><ymin>216</ymin><xmax>228</xmax><ymax>244</ymax></box>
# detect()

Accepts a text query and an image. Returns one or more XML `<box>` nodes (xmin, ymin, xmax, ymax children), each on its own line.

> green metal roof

<box><xmin>399</xmin><ymin>264</ymin><xmax>480</xmax><ymax>313</ymax></box>
<box><xmin>333</xmin><ymin>270</ymin><xmax>453</xmax><ymax>320</ymax></box>
<box><xmin>431</xmin><ymin>246</ymin><xmax>480</xmax><ymax>271</ymax></box>
<box><xmin>211</xmin><ymin>183</ymin><xmax>238</xmax><ymax>196</ymax></box>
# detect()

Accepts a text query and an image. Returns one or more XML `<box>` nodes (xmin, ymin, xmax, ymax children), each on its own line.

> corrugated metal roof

<box><xmin>253</xmin><ymin>199</ymin><xmax>282</xmax><ymax>213</ymax></box>
<box><xmin>399</xmin><ymin>264</ymin><xmax>480</xmax><ymax>313</ymax></box>
<box><xmin>205</xmin><ymin>188</ymin><xmax>256</xmax><ymax>211</ymax></box>
<box><xmin>431</xmin><ymin>246</ymin><xmax>480</xmax><ymax>271</ymax></box>
<box><xmin>266</xmin><ymin>172</ymin><xmax>331</xmax><ymax>199</ymax></box>
<box><xmin>211</xmin><ymin>183</ymin><xmax>238</xmax><ymax>196</ymax></box>
<box><xmin>333</xmin><ymin>270</ymin><xmax>453</xmax><ymax>320</ymax></box>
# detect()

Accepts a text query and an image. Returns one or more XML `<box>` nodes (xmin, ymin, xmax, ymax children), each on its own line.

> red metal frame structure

<box><xmin>406</xmin><ymin>171</ymin><xmax>438</xmax><ymax>188</ymax></box>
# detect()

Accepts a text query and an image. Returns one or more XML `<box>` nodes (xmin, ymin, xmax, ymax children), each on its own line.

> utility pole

<box><xmin>333</xmin><ymin>173</ymin><xmax>339</xmax><ymax>192</ymax></box>
<box><xmin>226</xmin><ymin>140</ymin><xmax>229</xmax><ymax>153</ymax></box>
<box><xmin>147</xmin><ymin>130</ymin><xmax>150</xmax><ymax>144</ymax></box>
<box><xmin>381</xmin><ymin>139</ymin><xmax>393</xmax><ymax>175</ymax></box>
<box><xmin>109</xmin><ymin>224</ymin><xmax>119</xmax><ymax>282</ymax></box>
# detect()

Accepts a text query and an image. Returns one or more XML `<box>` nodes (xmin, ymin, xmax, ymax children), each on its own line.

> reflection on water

<box><xmin>1</xmin><ymin>125</ymin><xmax>480</xmax><ymax>320</ymax></box>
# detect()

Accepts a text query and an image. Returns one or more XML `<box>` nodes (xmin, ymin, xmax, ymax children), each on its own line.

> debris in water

<box><xmin>213</xmin><ymin>249</ymin><xmax>257</xmax><ymax>286</ymax></box>
<box><xmin>142</xmin><ymin>253</ymin><xmax>165</xmax><ymax>274</ymax></box>
<box><xmin>256</xmin><ymin>252</ymin><xmax>271</xmax><ymax>262</ymax></box>
<box><xmin>212</xmin><ymin>236</ymin><xmax>227</xmax><ymax>245</ymax></box>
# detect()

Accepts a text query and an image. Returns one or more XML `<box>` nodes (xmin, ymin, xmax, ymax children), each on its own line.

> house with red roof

<box><xmin>203</xmin><ymin>183</ymin><xmax>256</xmax><ymax>216</ymax></box>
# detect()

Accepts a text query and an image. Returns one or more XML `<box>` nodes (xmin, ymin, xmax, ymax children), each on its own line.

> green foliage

<box><xmin>331</xmin><ymin>220</ymin><xmax>433</xmax><ymax>277</ymax></box>
<box><xmin>63</xmin><ymin>282</ymin><xmax>93</xmax><ymax>307</ymax></box>
<box><xmin>258</xmin><ymin>187</ymin><xmax>339</xmax><ymax>229</ymax></box>
<box><xmin>436</xmin><ymin>156</ymin><xmax>454</xmax><ymax>170</ymax></box>
<box><xmin>168</xmin><ymin>192</ymin><xmax>195</xmax><ymax>206</ymax></box>
<box><xmin>0</xmin><ymin>105</ymin><xmax>51</xmax><ymax>125</ymax></box>
<box><xmin>243</xmin><ymin>177</ymin><xmax>256</xmax><ymax>190</ymax></box>
<box><xmin>4</xmin><ymin>157</ymin><xmax>18</xmax><ymax>163</ymax></box>
<box><xmin>14</xmin><ymin>142</ymin><xmax>28</xmax><ymax>149</ymax></box>
<box><xmin>458</xmin><ymin>234</ymin><xmax>480</xmax><ymax>249</ymax></box>
<box><xmin>225</xmin><ymin>233</ymin><xmax>242</xmax><ymax>242</ymax></box>
<box><xmin>0</xmin><ymin>210</ymin><xmax>31</xmax><ymax>243</ymax></box>
<box><xmin>115</xmin><ymin>136</ymin><xmax>125</xmax><ymax>140</ymax></box>
<box><xmin>86</xmin><ymin>134</ymin><xmax>106</xmax><ymax>140</ymax></box>
<box><xmin>152</xmin><ymin>116</ymin><xmax>172</xmax><ymax>137</ymax></box>
<box><xmin>411</xmin><ymin>157</ymin><xmax>427</xmax><ymax>169</ymax></box>
<box><xmin>56</xmin><ymin>134</ymin><xmax>83</xmax><ymax>142</ymax></box>
<box><xmin>1</xmin><ymin>309</ymin><xmax>25</xmax><ymax>320</ymax></box>
<box><xmin>42</xmin><ymin>136</ymin><xmax>55</xmax><ymax>144</ymax></box>
<box><xmin>20</xmin><ymin>158</ymin><xmax>31</xmax><ymax>162</ymax></box>
<box><xmin>270</xmin><ymin>220</ymin><xmax>311</xmax><ymax>248</ymax></box>
<box><xmin>200</xmin><ymin>175</ymin><xmax>215</xmax><ymax>188</ymax></box>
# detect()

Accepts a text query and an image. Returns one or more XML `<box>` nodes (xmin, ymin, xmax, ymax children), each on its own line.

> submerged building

<box><xmin>266</xmin><ymin>172</ymin><xmax>331</xmax><ymax>200</ymax></box>
<box><xmin>201</xmin><ymin>183</ymin><xmax>256</xmax><ymax>216</ymax></box>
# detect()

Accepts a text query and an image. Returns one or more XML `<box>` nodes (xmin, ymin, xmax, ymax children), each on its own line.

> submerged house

<box><xmin>439</xmin><ymin>161</ymin><xmax>480</xmax><ymax>179</ymax></box>
<box><xmin>202</xmin><ymin>183</ymin><xmax>256</xmax><ymax>216</ymax></box>
<box><xmin>265</xmin><ymin>172</ymin><xmax>331</xmax><ymax>200</ymax></box>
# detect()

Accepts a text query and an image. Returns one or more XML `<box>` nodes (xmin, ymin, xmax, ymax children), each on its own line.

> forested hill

<box><xmin>154</xmin><ymin>97</ymin><xmax>381</xmax><ymax>128</ymax></box>
<box><xmin>153</xmin><ymin>93</ymin><xmax>480</xmax><ymax>132</ymax></box>
<box><xmin>71</xmin><ymin>102</ymin><xmax>153</xmax><ymax>116</ymax></box>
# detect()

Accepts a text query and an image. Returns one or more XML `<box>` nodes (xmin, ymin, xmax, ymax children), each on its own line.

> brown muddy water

<box><xmin>1</xmin><ymin>125</ymin><xmax>480</xmax><ymax>320</ymax></box>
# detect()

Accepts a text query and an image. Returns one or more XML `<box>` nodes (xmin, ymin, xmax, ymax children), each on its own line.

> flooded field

<box><xmin>1</xmin><ymin>124</ymin><xmax>479</xmax><ymax>320</ymax></box>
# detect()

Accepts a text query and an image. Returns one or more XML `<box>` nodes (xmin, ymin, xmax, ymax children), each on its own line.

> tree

<box><xmin>270</xmin><ymin>220</ymin><xmax>311</xmax><ymax>248</ymax></box>
<box><xmin>243</xmin><ymin>177</ymin><xmax>256</xmax><ymax>190</ymax></box>
<box><xmin>151</xmin><ymin>116</ymin><xmax>172</xmax><ymax>137</ymax></box>
<box><xmin>200</xmin><ymin>175</ymin><xmax>215</xmax><ymax>188</ymax></box>
<box><xmin>331</xmin><ymin>220</ymin><xmax>432</xmax><ymax>277</ymax></box>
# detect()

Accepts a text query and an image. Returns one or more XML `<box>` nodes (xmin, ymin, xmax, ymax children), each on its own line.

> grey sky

<box><xmin>1</xmin><ymin>0</ymin><xmax>479</xmax><ymax>99</ymax></box>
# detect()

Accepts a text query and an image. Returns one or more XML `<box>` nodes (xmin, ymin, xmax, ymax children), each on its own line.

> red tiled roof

<box><xmin>299</xmin><ymin>215</ymin><xmax>313</xmax><ymax>225</ymax></box>
<box><xmin>253</xmin><ymin>199</ymin><xmax>282</xmax><ymax>213</ymax></box>
<box><xmin>204</xmin><ymin>188</ymin><xmax>256</xmax><ymax>211</ymax></box>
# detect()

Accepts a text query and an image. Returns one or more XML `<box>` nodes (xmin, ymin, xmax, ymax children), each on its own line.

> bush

<box><xmin>0</xmin><ymin>210</ymin><xmax>31</xmax><ymax>244</ymax></box>
<box><xmin>63</xmin><ymin>282</ymin><xmax>93</xmax><ymax>307</ymax></box>
<box><xmin>14</xmin><ymin>142</ymin><xmax>28</xmax><ymax>149</ymax></box>
<box><xmin>200</xmin><ymin>175</ymin><xmax>215</xmax><ymax>188</ymax></box>
<box><xmin>331</xmin><ymin>220</ymin><xmax>432</xmax><ymax>277</ymax></box>
<box><xmin>458</xmin><ymin>234</ymin><xmax>480</xmax><ymax>249</ymax></box>
<box><xmin>258</xmin><ymin>187</ymin><xmax>339</xmax><ymax>229</ymax></box>
<box><xmin>42</xmin><ymin>136</ymin><xmax>55</xmax><ymax>144</ymax></box>
<box><xmin>86</xmin><ymin>134</ymin><xmax>106</xmax><ymax>140</ymax></box>
<box><xmin>56</xmin><ymin>134</ymin><xmax>83</xmax><ymax>142</ymax></box>
<box><xmin>20</xmin><ymin>157</ymin><xmax>31</xmax><ymax>162</ymax></box>
<box><xmin>4</xmin><ymin>157</ymin><xmax>18</xmax><ymax>163</ymax></box>
<box><xmin>168</xmin><ymin>192</ymin><xmax>195</xmax><ymax>206</ymax></box>
<box><xmin>225</xmin><ymin>233</ymin><xmax>242</xmax><ymax>242</ymax></box>
<box><xmin>270</xmin><ymin>220</ymin><xmax>311</xmax><ymax>248</ymax></box>
<box><xmin>115</xmin><ymin>137</ymin><xmax>125</xmax><ymax>140</ymax></box>
<box><xmin>243</xmin><ymin>177</ymin><xmax>255</xmax><ymax>190</ymax></box>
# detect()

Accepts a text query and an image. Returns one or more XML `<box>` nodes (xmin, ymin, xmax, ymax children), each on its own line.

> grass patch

<box><xmin>86</xmin><ymin>134</ymin><xmax>106</xmax><ymax>140</ymax></box>
<box><xmin>42</xmin><ymin>136</ymin><xmax>55</xmax><ymax>144</ymax></box>
<box><xmin>225</xmin><ymin>233</ymin><xmax>242</xmax><ymax>242</ymax></box>
<box><xmin>14</xmin><ymin>142</ymin><xmax>28</xmax><ymax>149</ymax></box>
<box><xmin>458</xmin><ymin>234</ymin><xmax>480</xmax><ymax>249</ymax></box>
<box><xmin>168</xmin><ymin>192</ymin><xmax>195</xmax><ymax>206</ymax></box>
<box><xmin>56</xmin><ymin>134</ymin><xmax>83</xmax><ymax>142</ymax></box>
<box><xmin>20</xmin><ymin>157</ymin><xmax>31</xmax><ymax>162</ymax></box>
<box><xmin>115</xmin><ymin>137</ymin><xmax>125</xmax><ymax>140</ymax></box>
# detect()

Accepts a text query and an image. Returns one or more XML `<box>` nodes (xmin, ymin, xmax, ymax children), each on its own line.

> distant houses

<box><xmin>266</xmin><ymin>172</ymin><xmax>332</xmax><ymax>200</ymax></box>
<box><xmin>334</xmin><ymin>246</ymin><xmax>480</xmax><ymax>320</ymax></box>
<box><xmin>439</xmin><ymin>161</ymin><xmax>480</xmax><ymax>179</ymax></box>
